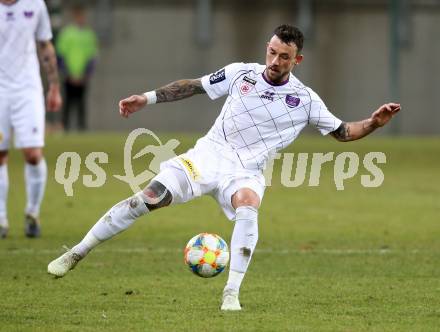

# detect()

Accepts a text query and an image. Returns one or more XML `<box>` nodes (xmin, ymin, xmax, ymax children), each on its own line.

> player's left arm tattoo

<box><xmin>37</xmin><ymin>40</ymin><xmax>60</xmax><ymax>86</ymax></box>
<box><xmin>331</xmin><ymin>119</ymin><xmax>377</xmax><ymax>142</ymax></box>
<box><xmin>156</xmin><ymin>79</ymin><xmax>206</xmax><ymax>103</ymax></box>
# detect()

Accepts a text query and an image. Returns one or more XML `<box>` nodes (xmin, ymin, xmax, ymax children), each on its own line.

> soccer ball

<box><xmin>184</xmin><ymin>233</ymin><xmax>229</xmax><ymax>278</ymax></box>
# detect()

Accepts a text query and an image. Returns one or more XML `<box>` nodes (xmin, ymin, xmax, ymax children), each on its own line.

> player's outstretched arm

<box><xmin>37</xmin><ymin>40</ymin><xmax>62</xmax><ymax>112</ymax></box>
<box><xmin>119</xmin><ymin>78</ymin><xmax>205</xmax><ymax>118</ymax></box>
<box><xmin>330</xmin><ymin>102</ymin><xmax>401</xmax><ymax>142</ymax></box>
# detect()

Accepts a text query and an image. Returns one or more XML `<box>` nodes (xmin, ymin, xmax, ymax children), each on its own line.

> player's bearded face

<box><xmin>265</xmin><ymin>35</ymin><xmax>301</xmax><ymax>84</ymax></box>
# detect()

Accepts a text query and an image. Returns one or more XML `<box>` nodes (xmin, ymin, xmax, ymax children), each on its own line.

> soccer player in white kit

<box><xmin>48</xmin><ymin>25</ymin><xmax>400</xmax><ymax>310</ymax></box>
<box><xmin>0</xmin><ymin>0</ymin><xmax>62</xmax><ymax>238</ymax></box>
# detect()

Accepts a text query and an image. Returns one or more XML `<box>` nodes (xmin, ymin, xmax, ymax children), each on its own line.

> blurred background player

<box><xmin>47</xmin><ymin>25</ymin><xmax>400</xmax><ymax>310</ymax></box>
<box><xmin>56</xmin><ymin>3</ymin><xmax>98</xmax><ymax>132</ymax></box>
<box><xmin>0</xmin><ymin>0</ymin><xmax>62</xmax><ymax>238</ymax></box>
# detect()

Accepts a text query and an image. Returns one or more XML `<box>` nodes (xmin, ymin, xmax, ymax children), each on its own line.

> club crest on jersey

<box><xmin>209</xmin><ymin>69</ymin><xmax>226</xmax><ymax>85</ymax></box>
<box><xmin>285</xmin><ymin>95</ymin><xmax>301</xmax><ymax>108</ymax></box>
<box><xmin>24</xmin><ymin>11</ymin><xmax>34</xmax><ymax>18</ymax></box>
<box><xmin>239</xmin><ymin>76</ymin><xmax>256</xmax><ymax>95</ymax></box>
<box><xmin>239</xmin><ymin>82</ymin><xmax>253</xmax><ymax>95</ymax></box>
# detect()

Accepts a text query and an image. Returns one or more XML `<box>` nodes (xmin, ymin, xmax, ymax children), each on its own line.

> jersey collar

<box><xmin>262</xmin><ymin>70</ymin><xmax>290</xmax><ymax>86</ymax></box>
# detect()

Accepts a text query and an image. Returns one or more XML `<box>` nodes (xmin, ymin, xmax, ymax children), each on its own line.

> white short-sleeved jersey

<box><xmin>200</xmin><ymin>62</ymin><xmax>342</xmax><ymax>170</ymax></box>
<box><xmin>0</xmin><ymin>0</ymin><xmax>52</xmax><ymax>92</ymax></box>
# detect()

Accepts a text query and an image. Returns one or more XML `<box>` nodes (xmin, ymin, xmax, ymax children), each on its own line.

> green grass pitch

<box><xmin>0</xmin><ymin>133</ymin><xmax>439</xmax><ymax>331</ymax></box>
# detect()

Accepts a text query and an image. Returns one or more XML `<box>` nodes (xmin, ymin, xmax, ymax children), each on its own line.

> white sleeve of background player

<box><xmin>35</xmin><ymin>0</ymin><xmax>53</xmax><ymax>41</ymax></box>
<box><xmin>308</xmin><ymin>88</ymin><xmax>343</xmax><ymax>135</ymax></box>
<box><xmin>201</xmin><ymin>63</ymin><xmax>246</xmax><ymax>100</ymax></box>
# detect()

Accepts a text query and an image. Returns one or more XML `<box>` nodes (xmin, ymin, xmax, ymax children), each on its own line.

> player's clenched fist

<box><xmin>119</xmin><ymin>94</ymin><xmax>147</xmax><ymax>118</ymax></box>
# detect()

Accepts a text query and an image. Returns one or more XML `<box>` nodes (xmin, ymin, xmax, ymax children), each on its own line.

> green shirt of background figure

<box><xmin>56</xmin><ymin>4</ymin><xmax>98</xmax><ymax>132</ymax></box>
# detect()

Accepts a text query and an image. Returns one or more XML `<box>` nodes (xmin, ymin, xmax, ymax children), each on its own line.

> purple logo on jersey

<box><xmin>24</xmin><ymin>11</ymin><xmax>34</xmax><ymax>18</ymax></box>
<box><xmin>6</xmin><ymin>12</ymin><xmax>14</xmax><ymax>21</ymax></box>
<box><xmin>285</xmin><ymin>95</ymin><xmax>300</xmax><ymax>108</ymax></box>
<box><xmin>261</xmin><ymin>91</ymin><xmax>275</xmax><ymax>102</ymax></box>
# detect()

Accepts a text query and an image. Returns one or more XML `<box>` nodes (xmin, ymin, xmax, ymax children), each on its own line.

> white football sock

<box><xmin>71</xmin><ymin>231</ymin><xmax>101</xmax><ymax>257</ymax></box>
<box><xmin>72</xmin><ymin>192</ymin><xmax>149</xmax><ymax>257</ymax></box>
<box><xmin>225</xmin><ymin>206</ymin><xmax>259</xmax><ymax>293</ymax></box>
<box><xmin>0</xmin><ymin>164</ymin><xmax>8</xmax><ymax>226</ymax></box>
<box><xmin>24</xmin><ymin>159</ymin><xmax>47</xmax><ymax>217</ymax></box>
<box><xmin>225</xmin><ymin>270</ymin><xmax>245</xmax><ymax>293</ymax></box>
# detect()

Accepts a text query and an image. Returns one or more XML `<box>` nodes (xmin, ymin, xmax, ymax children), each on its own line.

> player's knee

<box><xmin>124</xmin><ymin>193</ymin><xmax>149</xmax><ymax>218</ymax></box>
<box><xmin>142</xmin><ymin>180</ymin><xmax>173</xmax><ymax>211</ymax></box>
<box><xmin>0</xmin><ymin>151</ymin><xmax>8</xmax><ymax>165</ymax></box>
<box><xmin>23</xmin><ymin>148</ymin><xmax>43</xmax><ymax>165</ymax></box>
<box><xmin>232</xmin><ymin>188</ymin><xmax>260</xmax><ymax>209</ymax></box>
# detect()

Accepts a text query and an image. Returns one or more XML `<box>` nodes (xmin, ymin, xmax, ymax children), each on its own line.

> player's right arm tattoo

<box><xmin>156</xmin><ymin>79</ymin><xmax>206</xmax><ymax>103</ymax></box>
<box><xmin>37</xmin><ymin>40</ymin><xmax>60</xmax><ymax>86</ymax></box>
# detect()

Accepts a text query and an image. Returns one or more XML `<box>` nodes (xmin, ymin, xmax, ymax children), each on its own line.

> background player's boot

<box><xmin>0</xmin><ymin>224</ymin><xmax>8</xmax><ymax>239</ymax></box>
<box><xmin>221</xmin><ymin>288</ymin><xmax>241</xmax><ymax>311</ymax></box>
<box><xmin>24</xmin><ymin>214</ymin><xmax>41</xmax><ymax>238</ymax></box>
<box><xmin>48</xmin><ymin>247</ymin><xmax>83</xmax><ymax>277</ymax></box>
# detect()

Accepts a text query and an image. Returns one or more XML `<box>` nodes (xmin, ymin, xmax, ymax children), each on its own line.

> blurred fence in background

<box><xmin>47</xmin><ymin>0</ymin><xmax>440</xmax><ymax>134</ymax></box>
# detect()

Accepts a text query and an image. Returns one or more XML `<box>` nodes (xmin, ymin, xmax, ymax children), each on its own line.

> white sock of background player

<box><xmin>225</xmin><ymin>206</ymin><xmax>259</xmax><ymax>294</ymax></box>
<box><xmin>24</xmin><ymin>159</ymin><xmax>47</xmax><ymax>218</ymax></box>
<box><xmin>0</xmin><ymin>164</ymin><xmax>8</xmax><ymax>227</ymax></box>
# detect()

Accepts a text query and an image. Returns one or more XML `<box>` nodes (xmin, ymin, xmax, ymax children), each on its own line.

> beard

<box><xmin>266</xmin><ymin>66</ymin><xmax>288</xmax><ymax>84</ymax></box>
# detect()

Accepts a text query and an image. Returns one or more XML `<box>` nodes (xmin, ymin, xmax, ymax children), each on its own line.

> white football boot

<box><xmin>48</xmin><ymin>247</ymin><xmax>83</xmax><ymax>277</ymax></box>
<box><xmin>221</xmin><ymin>288</ymin><xmax>242</xmax><ymax>311</ymax></box>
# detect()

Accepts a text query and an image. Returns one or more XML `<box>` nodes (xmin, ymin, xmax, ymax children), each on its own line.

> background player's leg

<box><xmin>1</xmin><ymin>96</ymin><xmax>12</xmax><ymax>238</ymax></box>
<box><xmin>222</xmin><ymin>188</ymin><xmax>260</xmax><ymax>310</ymax></box>
<box><xmin>0</xmin><ymin>151</ymin><xmax>9</xmax><ymax>238</ymax></box>
<box><xmin>77</xmin><ymin>85</ymin><xmax>87</xmax><ymax>131</ymax></box>
<box><xmin>22</xmin><ymin>147</ymin><xmax>47</xmax><ymax>238</ymax></box>
<box><xmin>62</xmin><ymin>81</ymin><xmax>73</xmax><ymax>131</ymax></box>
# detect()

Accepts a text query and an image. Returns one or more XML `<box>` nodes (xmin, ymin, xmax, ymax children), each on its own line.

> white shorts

<box><xmin>153</xmin><ymin>137</ymin><xmax>266</xmax><ymax>220</ymax></box>
<box><xmin>0</xmin><ymin>88</ymin><xmax>45</xmax><ymax>150</ymax></box>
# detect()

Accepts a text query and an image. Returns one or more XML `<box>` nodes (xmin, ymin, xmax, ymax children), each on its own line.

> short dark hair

<box><xmin>274</xmin><ymin>24</ymin><xmax>304</xmax><ymax>52</ymax></box>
